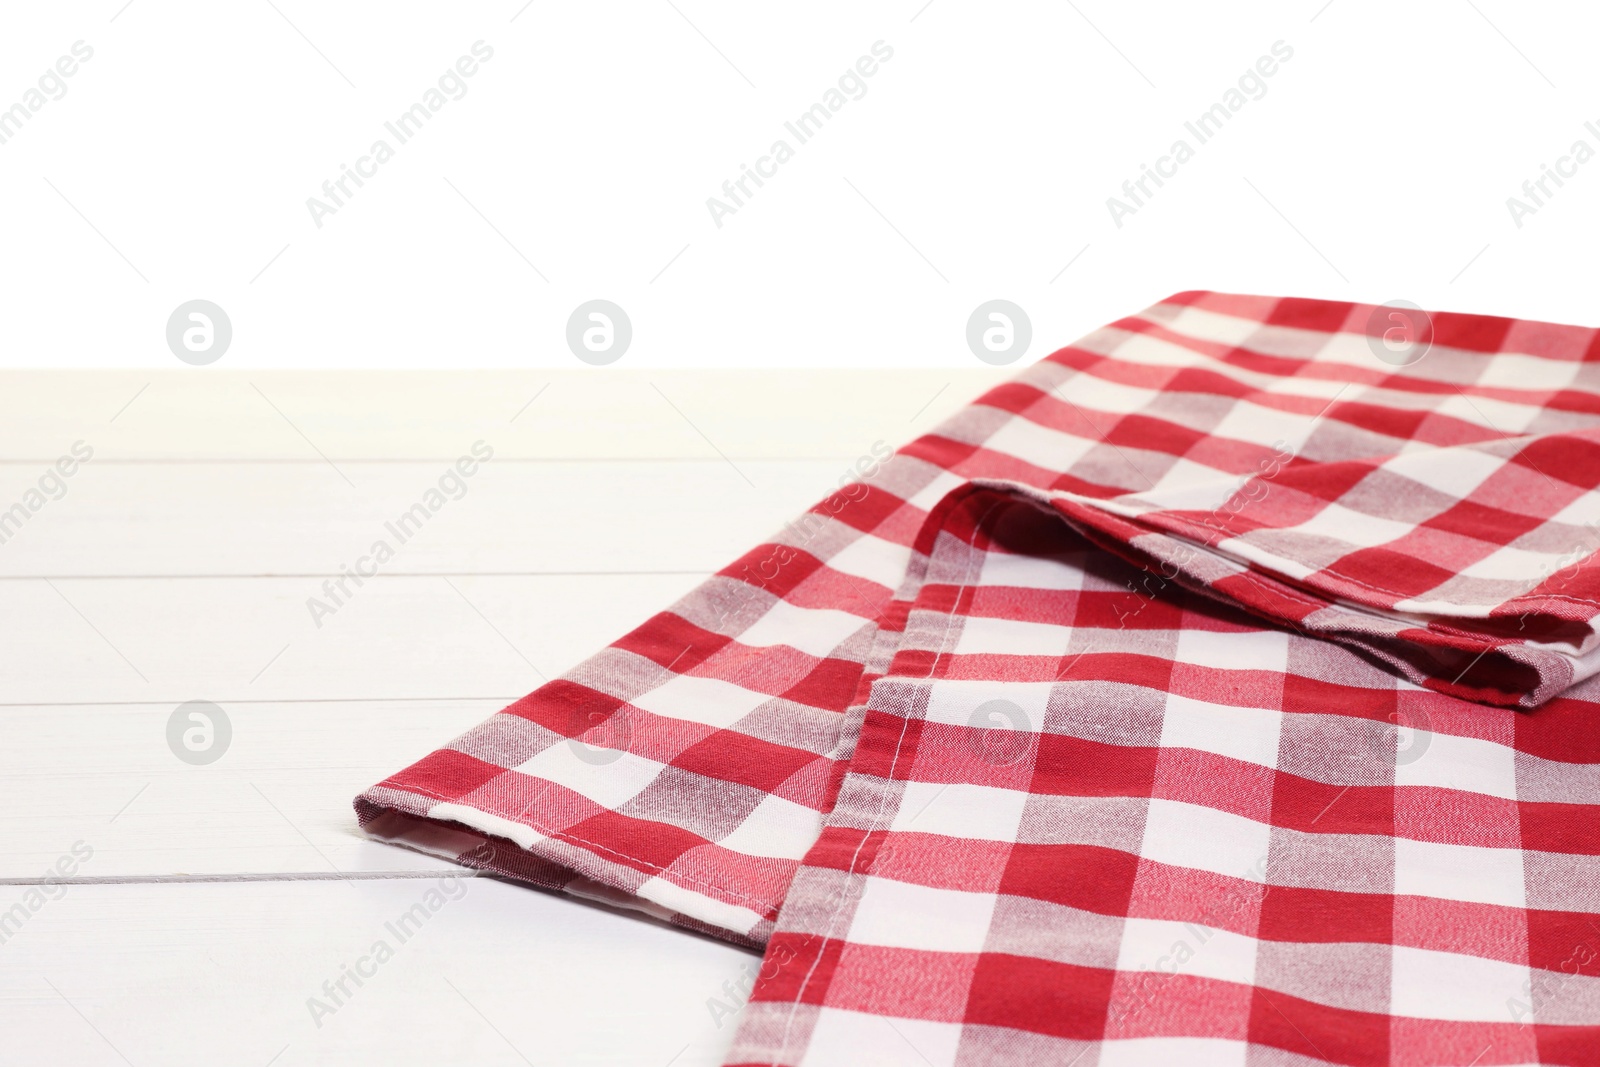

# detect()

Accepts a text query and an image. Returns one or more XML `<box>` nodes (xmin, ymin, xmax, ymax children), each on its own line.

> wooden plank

<box><xmin>0</xmin><ymin>699</ymin><xmax>498</xmax><ymax>879</ymax></box>
<box><xmin>0</xmin><ymin>573</ymin><xmax>706</xmax><ymax>704</ymax></box>
<box><xmin>0</xmin><ymin>458</ymin><xmax>843</xmax><ymax>577</ymax></box>
<box><xmin>0</xmin><ymin>877</ymin><xmax>756</xmax><ymax>1066</ymax></box>
<box><xmin>0</xmin><ymin>369</ymin><xmax>1004</xmax><ymax>460</ymax></box>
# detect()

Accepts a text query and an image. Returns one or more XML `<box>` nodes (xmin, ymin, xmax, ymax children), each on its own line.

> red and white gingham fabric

<box><xmin>357</xmin><ymin>292</ymin><xmax>1600</xmax><ymax>1065</ymax></box>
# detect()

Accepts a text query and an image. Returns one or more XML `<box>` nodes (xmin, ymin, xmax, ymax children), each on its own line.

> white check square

<box><xmin>848</xmin><ymin>876</ymin><xmax>998</xmax><ymax>953</ymax></box>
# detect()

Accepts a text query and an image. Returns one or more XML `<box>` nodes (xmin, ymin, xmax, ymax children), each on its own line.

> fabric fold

<box><xmin>356</xmin><ymin>291</ymin><xmax>1600</xmax><ymax>1065</ymax></box>
<box><xmin>1044</xmin><ymin>426</ymin><xmax>1600</xmax><ymax>708</ymax></box>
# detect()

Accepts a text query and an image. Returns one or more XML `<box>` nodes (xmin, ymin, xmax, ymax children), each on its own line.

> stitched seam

<box><xmin>775</xmin><ymin>488</ymin><xmax>1008</xmax><ymax>1057</ymax></box>
<box><xmin>1220</xmin><ymin>561</ymin><xmax>1545</xmax><ymax>693</ymax></box>
<box><xmin>383</xmin><ymin>780</ymin><xmax>781</xmax><ymax>913</ymax></box>
<box><xmin>1168</xmin><ymin>512</ymin><xmax>1600</xmax><ymax>612</ymax></box>
<box><xmin>1216</xmin><ymin>552</ymin><xmax>1566</xmax><ymax>657</ymax></box>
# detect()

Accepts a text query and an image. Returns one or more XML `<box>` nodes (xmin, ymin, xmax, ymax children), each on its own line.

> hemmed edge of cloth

<box><xmin>355</xmin><ymin>796</ymin><xmax>772</xmax><ymax>951</ymax></box>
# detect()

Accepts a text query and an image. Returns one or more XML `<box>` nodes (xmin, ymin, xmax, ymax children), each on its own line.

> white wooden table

<box><xmin>0</xmin><ymin>369</ymin><xmax>1005</xmax><ymax>1066</ymax></box>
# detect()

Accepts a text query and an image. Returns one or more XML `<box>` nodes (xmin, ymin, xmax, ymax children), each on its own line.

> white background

<box><xmin>2</xmin><ymin>0</ymin><xmax>1596</xmax><ymax>369</ymax></box>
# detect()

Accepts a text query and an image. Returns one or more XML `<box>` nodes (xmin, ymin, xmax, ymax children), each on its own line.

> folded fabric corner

<box><xmin>1044</xmin><ymin>439</ymin><xmax>1600</xmax><ymax>709</ymax></box>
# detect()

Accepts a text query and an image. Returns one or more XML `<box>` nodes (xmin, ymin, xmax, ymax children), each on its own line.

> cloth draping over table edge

<box><xmin>355</xmin><ymin>292</ymin><xmax>1600</xmax><ymax>1065</ymax></box>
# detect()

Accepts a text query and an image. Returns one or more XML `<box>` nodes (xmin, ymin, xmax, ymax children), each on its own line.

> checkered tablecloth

<box><xmin>358</xmin><ymin>292</ymin><xmax>1600</xmax><ymax>1065</ymax></box>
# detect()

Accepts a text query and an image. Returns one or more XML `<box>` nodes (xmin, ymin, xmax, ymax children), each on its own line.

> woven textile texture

<box><xmin>358</xmin><ymin>292</ymin><xmax>1600</xmax><ymax>1065</ymax></box>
